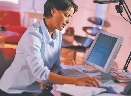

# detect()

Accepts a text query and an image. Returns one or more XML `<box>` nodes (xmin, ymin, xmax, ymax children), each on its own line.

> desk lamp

<box><xmin>93</xmin><ymin>0</ymin><xmax>131</xmax><ymax>72</ymax></box>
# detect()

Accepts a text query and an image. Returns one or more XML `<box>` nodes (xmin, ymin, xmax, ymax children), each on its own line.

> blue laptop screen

<box><xmin>87</xmin><ymin>33</ymin><xmax>117</xmax><ymax>68</ymax></box>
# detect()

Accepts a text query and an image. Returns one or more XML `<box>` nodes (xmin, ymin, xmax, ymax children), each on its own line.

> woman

<box><xmin>0</xmin><ymin>0</ymin><xmax>99</xmax><ymax>96</ymax></box>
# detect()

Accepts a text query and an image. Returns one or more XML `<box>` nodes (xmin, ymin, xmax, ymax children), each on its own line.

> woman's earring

<box><xmin>51</xmin><ymin>10</ymin><xmax>54</xmax><ymax>15</ymax></box>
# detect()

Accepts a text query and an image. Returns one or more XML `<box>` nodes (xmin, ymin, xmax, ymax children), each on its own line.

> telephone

<box><xmin>121</xmin><ymin>82</ymin><xmax>131</xmax><ymax>95</ymax></box>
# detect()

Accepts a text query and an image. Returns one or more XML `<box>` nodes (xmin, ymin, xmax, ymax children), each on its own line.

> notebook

<box><xmin>55</xmin><ymin>84</ymin><xmax>106</xmax><ymax>96</ymax></box>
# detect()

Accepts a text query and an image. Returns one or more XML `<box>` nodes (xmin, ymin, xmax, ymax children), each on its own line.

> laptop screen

<box><xmin>87</xmin><ymin>33</ymin><xmax>117</xmax><ymax>68</ymax></box>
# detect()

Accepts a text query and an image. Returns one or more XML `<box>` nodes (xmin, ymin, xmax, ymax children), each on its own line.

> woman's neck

<box><xmin>44</xmin><ymin>18</ymin><xmax>55</xmax><ymax>34</ymax></box>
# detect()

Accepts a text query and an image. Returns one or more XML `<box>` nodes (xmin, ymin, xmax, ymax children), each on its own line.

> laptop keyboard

<box><xmin>60</xmin><ymin>68</ymin><xmax>87</xmax><ymax>78</ymax></box>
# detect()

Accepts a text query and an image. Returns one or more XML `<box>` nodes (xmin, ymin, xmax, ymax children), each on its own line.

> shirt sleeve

<box><xmin>22</xmin><ymin>30</ymin><xmax>50</xmax><ymax>84</ymax></box>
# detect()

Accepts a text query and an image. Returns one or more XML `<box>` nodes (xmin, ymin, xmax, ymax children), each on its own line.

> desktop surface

<box><xmin>60</xmin><ymin>65</ymin><xmax>131</xmax><ymax>84</ymax></box>
<box><xmin>51</xmin><ymin>64</ymin><xmax>127</xmax><ymax>96</ymax></box>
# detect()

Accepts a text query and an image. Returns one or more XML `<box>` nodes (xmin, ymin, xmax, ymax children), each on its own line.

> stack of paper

<box><xmin>55</xmin><ymin>84</ymin><xmax>106</xmax><ymax>96</ymax></box>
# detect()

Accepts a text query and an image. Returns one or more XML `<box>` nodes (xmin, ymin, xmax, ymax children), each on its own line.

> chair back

<box><xmin>62</xmin><ymin>27</ymin><xmax>74</xmax><ymax>43</ymax></box>
<box><xmin>74</xmin><ymin>36</ymin><xmax>93</xmax><ymax>48</ymax></box>
<box><xmin>0</xmin><ymin>48</ymin><xmax>16</xmax><ymax>79</ymax></box>
<box><xmin>0</xmin><ymin>10</ymin><xmax>21</xmax><ymax>26</ymax></box>
<box><xmin>24</xmin><ymin>11</ymin><xmax>43</xmax><ymax>27</ymax></box>
<box><xmin>88</xmin><ymin>17</ymin><xmax>102</xmax><ymax>25</ymax></box>
<box><xmin>62</xmin><ymin>27</ymin><xmax>93</xmax><ymax>48</ymax></box>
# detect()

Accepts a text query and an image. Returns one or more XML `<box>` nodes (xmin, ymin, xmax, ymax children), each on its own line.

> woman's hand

<box><xmin>76</xmin><ymin>76</ymin><xmax>100</xmax><ymax>87</ymax></box>
<box><xmin>40</xmin><ymin>83</ymin><xmax>44</xmax><ymax>89</ymax></box>
<box><xmin>40</xmin><ymin>75</ymin><xmax>100</xmax><ymax>89</ymax></box>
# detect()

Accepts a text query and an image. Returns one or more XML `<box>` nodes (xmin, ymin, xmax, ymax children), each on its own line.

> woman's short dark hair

<box><xmin>44</xmin><ymin>0</ymin><xmax>78</xmax><ymax>18</ymax></box>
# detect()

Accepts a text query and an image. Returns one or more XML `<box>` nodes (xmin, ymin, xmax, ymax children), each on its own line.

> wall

<box><xmin>0</xmin><ymin>1</ymin><xmax>20</xmax><ymax>10</ymax></box>
<box><xmin>0</xmin><ymin>0</ymin><xmax>46</xmax><ymax>26</ymax></box>
<box><xmin>19</xmin><ymin>0</ymin><xmax>46</xmax><ymax>26</ymax></box>
<box><xmin>20</xmin><ymin>0</ymin><xmax>46</xmax><ymax>12</ymax></box>
<box><xmin>69</xmin><ymin>0</ymin><xmax>97</xmax><ymax>37</ymax></box>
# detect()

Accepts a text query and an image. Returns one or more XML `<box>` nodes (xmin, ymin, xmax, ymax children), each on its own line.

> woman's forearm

<box><xmin>48</xmin><ymin>72</ymin><xmax>77</xmax><ymax>84</ymax></box>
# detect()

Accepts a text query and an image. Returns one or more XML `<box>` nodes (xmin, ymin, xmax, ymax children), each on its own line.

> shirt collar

<box><xmin>40</xmin><ymin>19</ymin><xmax>58</xmax><ymax>44</ymax></box>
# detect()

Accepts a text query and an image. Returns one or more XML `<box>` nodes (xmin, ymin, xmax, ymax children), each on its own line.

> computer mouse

<box><xmin>106</xmin><ymin>86</ymin><xmax>117</xmax><ymax>94</ymax></box>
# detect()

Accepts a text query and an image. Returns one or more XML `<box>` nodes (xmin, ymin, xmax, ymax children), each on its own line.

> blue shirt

<box><xmin>0</xmin><ymin>19</ymin><xmax>63</xmax><ymax>94</ymax></box>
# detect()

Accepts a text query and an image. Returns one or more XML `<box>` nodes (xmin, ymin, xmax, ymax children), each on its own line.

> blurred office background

<box><xmin>0</xmin><ymin>0</ymin><xmax>131</xmax><ymax>71</ymax></box>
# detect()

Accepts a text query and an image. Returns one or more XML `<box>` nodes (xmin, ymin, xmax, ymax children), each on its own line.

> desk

<box><xmin>0</xmin><ymin>31</ymin><xmax>19</xmax><ymax>48</ymax></box>
<box><xmin>50</xmin><ymin>65</ymin><xmax>126</xmax><ymax>96</ymax></box>
<box><xmin>51</xmin><ymin>84</ymin><xmax>125</xmax><ymax>96</ymax></box>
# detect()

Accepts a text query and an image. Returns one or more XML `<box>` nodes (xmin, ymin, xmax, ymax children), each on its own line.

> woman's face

<box><xmin>51</xmin><ymin>7</ymin><xmax>74</xmax><ymax>31</ymax></box>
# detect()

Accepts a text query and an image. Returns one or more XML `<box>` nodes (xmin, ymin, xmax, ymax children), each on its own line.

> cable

<box><xmin>123</xmin><ymin>0</ymin><xmax>131</xmax><ymax>16</ymax></box>
<box><xmin>115</xmin><ymin>0</ymin><xmax>131</xmax><ymax>24</ymax></box>
<box><xmin>120</xmin><ymin>13</ymin><xmax>131</xmax><ymax>23</ymax></box>
<box><xmin>122</xmin><ymin>4</ymin><xmax>131</xmax><ymax>22</ymax></box>
<box><xmin>123</xmin><ymin>52</ymin><xmax>131</xmax><ymax>72</ymax></box>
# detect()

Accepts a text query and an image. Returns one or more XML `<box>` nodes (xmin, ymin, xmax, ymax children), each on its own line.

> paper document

<box><xmin>55</xmin><ymin>84</ymin><xmax>106</xmax><ymax>96</ymax></box>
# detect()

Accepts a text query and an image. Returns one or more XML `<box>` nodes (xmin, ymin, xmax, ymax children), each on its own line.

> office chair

<box><xmin>0</xmin><ymin>48</ymin><xmax>16</xmax><ymax>79</ymax></box>
<box><xmin>83</xmin><ymin>17</ymin><xmax>102</xmax><ymax>36</ymax></box>
<box><xmin>83</xmin><ymin>17</ymin><xmax>111</xmax><ymax>36</ymax></box>
<box><xmin>61</xmin><ymin>27</ymin><xmax>94</xmax><ymax>65</ymax></box>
